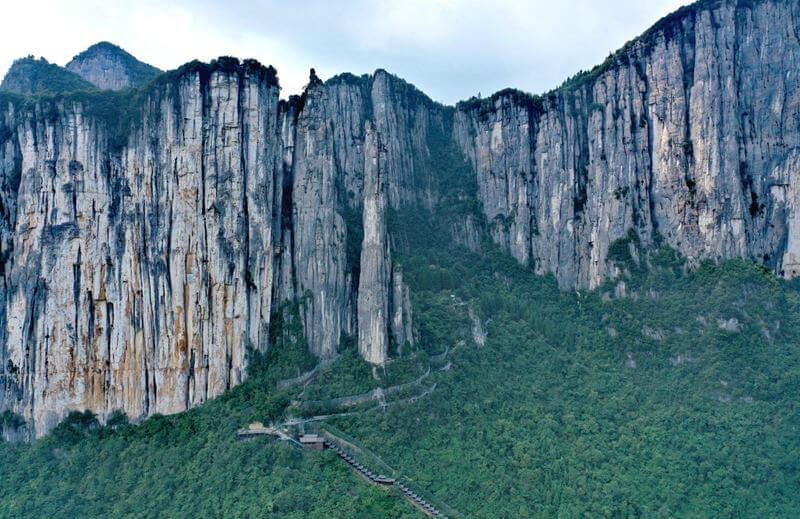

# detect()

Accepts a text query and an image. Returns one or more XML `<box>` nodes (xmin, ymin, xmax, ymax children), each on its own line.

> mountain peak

<box><xmin>82</xmin><ymin>41</ymin><xmax>125</xmax><ymax>53</ymax></box>
<box><xmin>66</xmin><ymin>41</ymin><xmax>161</xmax><ymax>90</ymax></box>
<box><xmin>0</xmin><ymin>55</ymin><xmax>94</xmax><ymax>94</ymax></box>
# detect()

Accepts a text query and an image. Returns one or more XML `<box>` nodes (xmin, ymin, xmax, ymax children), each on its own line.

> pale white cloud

<box><xmin>0</xmin><ymin>0</ymin><xmax>689</xmax><ymax>103</ymax></box>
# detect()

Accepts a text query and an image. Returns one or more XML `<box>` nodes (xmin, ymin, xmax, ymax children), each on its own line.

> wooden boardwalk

<box><xmin>236</xmin><ymin>423</ymin><xmax>302</xmax><ymax>447</ymax></box>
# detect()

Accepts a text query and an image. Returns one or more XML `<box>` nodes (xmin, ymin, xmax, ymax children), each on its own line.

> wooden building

<box><xmin>299</xmin><ymin>434</ymin><xmax>326</xmax><ymax>451</ymax></box>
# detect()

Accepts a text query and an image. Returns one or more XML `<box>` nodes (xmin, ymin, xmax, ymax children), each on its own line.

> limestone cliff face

<box><xmin>66</xmin><ymin>42</ymin><xmax>161</xmax><ymax>90</ymax></box>
<box><xmin>289</xmin><ymin>77</ymin><xmax>356</xmax><ymax>360</ymax></box>
<box><xmin>0</xmin><ymin>63</ymin><xmax>423</xmax><ymax>436</ymax></box>
<box><xmin>0</xmin><ymin>63</ymin><xmax>283</xmax><ymax>435</ymax></box>
<box><xmin>357</xmin><ymin>122</ymin><xmax>391</xmax><ymax>364</ymax></box>
<box><xmin>286</xmin><ymin>71</ymin><xmax>424</xmax><ymax>362</ymax></box>
<box><xmin>3</xmin><ymin>0</ymin><xmax>800</xmax><ymax>437</ymax></box>
<box><xmin>355</xmin><ymin>121</ymin><xmax>415</xmax><ymax>363</ymax></box>
<box><xmin>454</xmin><ymin>0</ymin><xmax>800</xmax><ymax>288</ymax></box>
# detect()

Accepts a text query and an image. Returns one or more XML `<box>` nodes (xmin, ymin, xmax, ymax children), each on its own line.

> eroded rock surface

<box><xmin>2</xmin><ymin>0</ymin><xmax>800</xmax><ymax>436</ymax></box>
<box><xmin>65</xmin><ymin>42</ymin><xmax>161</xmax><ymax>90</ymax></box>
<box><xmin>454</xmin><ymin>0</ymin><xmax>800</xmax><ymax>288</ymax></box>
<box><xmin>0</xmin><ymin>63</ymin><xmax>428</xmax><ymax>436</ymax></box>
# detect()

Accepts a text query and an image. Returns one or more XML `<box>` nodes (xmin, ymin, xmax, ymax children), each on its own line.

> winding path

<box><xmin>253</xmin><ymin>344</ymin><xmax>464</xmax><ymax>517</ymax></box>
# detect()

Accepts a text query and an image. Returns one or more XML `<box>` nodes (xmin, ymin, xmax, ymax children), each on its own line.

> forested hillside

<box><xmin>2</xmin><ymin>165</ymin><xmax>798</xmax><ymax>517</ymax></box>
<box><xmin>2</xmin><ymin>1</ymin><xmax>800</xmax><ymax>517</ymax></box>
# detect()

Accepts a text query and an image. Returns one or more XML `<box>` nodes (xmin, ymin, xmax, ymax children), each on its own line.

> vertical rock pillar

<box><xmin>358</xmin><ymin>123</ymin><xmax>391</xmax><ymax>364</ymax></box>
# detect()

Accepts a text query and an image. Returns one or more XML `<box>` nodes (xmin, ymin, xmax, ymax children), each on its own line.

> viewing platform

<box><xmin>236</xmin><ymin>422</ymin><xmax>294</xmax><ymax>443</ymax></box>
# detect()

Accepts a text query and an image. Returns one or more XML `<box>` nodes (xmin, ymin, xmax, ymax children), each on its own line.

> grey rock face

<box><xmin>468</xmin><ymin>307</ymin><xmax>486</xmax><ymax>347</ymax></box>
<box><xmin>454</xmin><ymin>0</ymin><xmax>800</xmax><ymax>288</ymax></box>
<box><xmin>3</xmin><ymin>0</ymin><xmax>800</xmax><ymax>437</ymax></box>
<box><xmin>0</xmin><ymin>66</ymin><xmax>283</xmax><ymax>435</ymax></box>
<box><xmin>357</xmin><ymin>122</ymin><xmax>391</xmax><ymax>364</ymax></box>
<box><xmin>65</xmin><ymin>42</ymin><xmax>161</xmax><ymax>90</ymax></box>
<box><xmin>355</xmin><ymin>121</ymin><xmax>415</xmax><ymax>363</ymax></box>
<box><xmin>390</xmin><ymin>267</ymin><xmax>414</xmax><ymax>354</ymax></box>
<box><xmin>290</xmin><ymin>81</ymin><xmax>355</xmax><ymax>359</ymax></box>
<box><xmin>0</xmin><ymin>64</ymin><xmax>431</xmax><ymax>436</ymax></box>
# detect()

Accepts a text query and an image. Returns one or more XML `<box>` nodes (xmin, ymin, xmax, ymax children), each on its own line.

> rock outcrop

<box><xmin>390</xmin><ymin>267</ymin><xmax>414</xmax><ymax>354</ymax></box>
<box><xmin>66</xmin><ymin>42</ymin><xmax>161</xmax><ymax>90</ymax></box>
<box><xmin>2</xmin><ymin>0</ymin><xmax>800</xmax><ymax>436</ymax></box>
<box><xmin>0</xmin><ymin>60</ymin><xmax>283</xmax><ymax>434</ymax></box>
<box><xmin>357</xmin><ymin>122</ymin><xmax>392</xmax><ymax>364</ymax></box>
<box><xmin>0</xmin><ymin>62</ymin><xmax>425</xmax><ymax>436</ymax></box>
<box><xmin>453</xmin><ymin>0</ymin><xmax>800</xmax><ymax>288</ymax></box>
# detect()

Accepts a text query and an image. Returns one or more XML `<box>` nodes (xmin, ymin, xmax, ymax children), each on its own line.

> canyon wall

<box><xmin>2</xmin><ymin>0</ymin><xmax>800</xmax><ymax>436</ymax></box>
<box><xmin>454</xmin><ymin>0</ymin><xmax>800</xmax><ymax>288</ymax></box>
<box><xmin>0</xmin><ymin>64</ymin><xmax>419</xmax><ymax>436</ymax></box>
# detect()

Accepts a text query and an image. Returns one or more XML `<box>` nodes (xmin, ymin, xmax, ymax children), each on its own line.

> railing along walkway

<box><xmin>320</xmin><ymin>424</ymin><xmax>461</xmax><ymax>518</ymax></box>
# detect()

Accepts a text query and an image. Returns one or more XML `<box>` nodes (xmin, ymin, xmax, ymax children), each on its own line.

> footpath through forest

<box><xmin>241</xmin><ymin>343</ymin><xmax>465</xmax><ymax>518</ymax></box>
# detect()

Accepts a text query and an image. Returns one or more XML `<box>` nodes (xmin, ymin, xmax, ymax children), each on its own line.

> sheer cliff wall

<box><xmin>2</xmin><ymin>0</ymin><xmax>799</xmax><ymax>435</ymax></box>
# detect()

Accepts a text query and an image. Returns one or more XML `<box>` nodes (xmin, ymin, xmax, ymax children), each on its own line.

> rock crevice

<box><xmin>2</xmin><ymin>0</ymin><xmax>800</xmax><ymax>436</ymax></box>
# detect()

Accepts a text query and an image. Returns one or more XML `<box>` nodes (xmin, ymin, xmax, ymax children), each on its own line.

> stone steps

<box><xmin>324</xmin><ymin>439</ymin><xmax>448</xmax><ymax>518</ymax></box>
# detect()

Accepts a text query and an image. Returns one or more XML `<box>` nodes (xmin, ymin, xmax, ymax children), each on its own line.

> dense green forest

<box><xmin>0</xmin><ymin>321</ymin><xmax>417</xmax><ymax>518</ymax></box>
<box><xmin>2</xmin><ymin>109</ymin><xmax>799</xmax><ymax>519</ymax></box>
<box><xmin>3</xmin><ymin>213</ymin><xmax>799</xmax><ymax>517</ymax></box>
<box><xmin>332</xmin><ymin>242</ymin><xmax>800</xmax><ymax>518</ymax></box>
<box><xmin>0</xmin><ymin>56</ymin><xmax>95</xmax><ymax>94</ymax></box>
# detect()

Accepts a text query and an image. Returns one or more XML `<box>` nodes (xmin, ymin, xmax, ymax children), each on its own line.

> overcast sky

<box><xmin>1</xmin><ymin>0</ymin><xmax>689</xmax><ymax>104</ymax></box>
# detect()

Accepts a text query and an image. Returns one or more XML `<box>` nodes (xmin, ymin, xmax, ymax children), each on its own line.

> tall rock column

<box><xmin>291</xmin><ymin>81</ymin><xmax>354</xmax><ymax>359</ymax></box>
<box><xmin>358</xmin><ymin>123</ymin><xmax>391</xmax><ymax>364</ymax></box>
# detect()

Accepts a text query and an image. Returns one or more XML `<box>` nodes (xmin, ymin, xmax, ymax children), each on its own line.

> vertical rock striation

<box><xmin>454</xmin><ymin>0</ymin><xmax>800</xmax><ymax>288</ymax></box>
<box><xmin>357</xmin><ymin>122</ymin><xmax>391</xmax><ymax>364</ymax></box>
<box><xmin>0</xmin><ymin>62</ymin><xmax>427</xmax><ymax>436</ymax></box>
<box><xmin>389</xmin><ymin>267</ymin><xmax>414</xmax><ymax>354</ymax></box>
<box><xmin>3</xmin><ymin>0</ymin><xmax>800</xmax><ymax>436</ymax></box>
<box><xmin>290</xmin><ymin>77</ymin><xmax>355</xmax><ymax>359</ymax></box>
<box><xmin>0</xmin><ymin>61</ymin><xmax>285</xmax><ymax>434</ymax></box>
